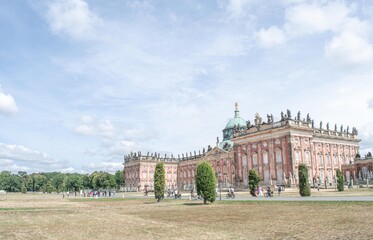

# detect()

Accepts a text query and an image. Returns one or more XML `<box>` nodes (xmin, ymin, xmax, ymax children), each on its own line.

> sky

<box><xmin>1</xmin><ymin>0</ymin><xmax>373</xmax><ymax>174</ymax></box>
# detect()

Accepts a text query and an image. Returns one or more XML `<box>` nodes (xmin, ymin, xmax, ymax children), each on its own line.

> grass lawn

<box><xmin>0</xmin><ymin>193</ymin><xmax>372</xmax><ymax>239</ymax></box>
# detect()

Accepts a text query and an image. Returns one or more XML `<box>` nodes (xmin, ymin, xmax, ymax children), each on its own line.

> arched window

<box><xmin>319</xmin><ymin>155</ymin><xmax>323</xmax><ymax>166</ymax></box>
<box><xmin>276</xmin><ymin>149</ymin><xmax>282</xmax><ymax>163</ymax></box>
<box><xmin>242</xmin><ymin>155</ymin><xmax>247</xmax><ymax>167</ymax></box>
<box><xmin>263</xmin><ymin>151</ymin><xmax>268</xmax><ymax>165</ymax></box>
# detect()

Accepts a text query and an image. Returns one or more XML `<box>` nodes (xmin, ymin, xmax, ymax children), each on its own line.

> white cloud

<box><xmin>97</xmin><ymin>119</ymin><xmax>116</xmax><ymax>138</ymax></box>
<box><xmin>226</xmin><ymin>0</ymin><xmax>253</xmax><ymax>16</ymax></box>
<box><xmin>84</xmin><ymin>161</ymin><xmax>123</xmax><ymax>173</ymax></box>
<box><xmin>0</xmin><ymin>143</ymin><xmax>59</xmax><ymax>164</ymax></box>
<box><xmin>105</xmin><ymin>140</ymin><xmax>137</xmax><ymax>156</ymax></box>
<box><xmin>0</xmin><ymin>143</ymin><xmax>70</xmax><ymax>173</ymax></box>
<box><xmin>254</xmin><ymin>1</ymin><xmax>373</xmax><ymax>65</ymax></box>
<box><xmin>75</xmin><ymin>124</ymin><xmax>94</xmax><ymax>135</ymax></box>
<box><xmin>80</xmin><ymin>115</ymin><xmax>94</xmax><ymax>124</ymax></box>
<box><xmin>359</xmin><ymin>122</ymin><xmax>373</xmax><ymax>154</ymax></box>
<box><xmin>325</xmin><ymin>31</ymin><xmax>373</xmax><ymax>65</ymax></box>
<box><xmin>284</xmin><ymin>1</ymin><xmax>351</xmax><ymax>36</ymax></box>
<box><xmin>256</xmin><ymin>26</ymin><xmax>286</xmax><ymax>48</ymax></box>
<box><xmin>204</xmin><ymin>35</ymin><xmax>249</xmax><ymax>56</ymax></box>
<box><xmin>368</xmin><ymin>99</ymin><xmax>373</xmax><ymax>109</ymax></box>
<box><xmin>0</xmin><ymin>88</ymin><xmax>18</xmax><ymax>115</ymax></box>
<box><xmin>46</xmin><ymin>0</ymin><xmax>101</xmax><ymax>40</ymax></box>
<box><xmin>60</xmin><ymin>167</ymin><xmax>78</xmax><ymax>173</ymax></box>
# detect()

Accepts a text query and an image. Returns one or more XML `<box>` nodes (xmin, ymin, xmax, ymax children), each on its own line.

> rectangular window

<box><xmin>305</xmin><ymin>151</ymin><xmax>310</xmax><ymax>165</ymax></box>
<box><xmin>263</xmin><ymin>152</ymin><xmax>268</xmax><ymax>165</ymax></box>
<box><xmin>295</xmin><ymin>151</ymin><xmax>300</xmax><ymax>164</ymax></box>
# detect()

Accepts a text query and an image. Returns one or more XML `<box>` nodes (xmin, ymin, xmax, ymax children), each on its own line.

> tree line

<box><xmin>0</xmin><ymin>170</ymin><xmax>124</xmax><ymax>193</ymax></box>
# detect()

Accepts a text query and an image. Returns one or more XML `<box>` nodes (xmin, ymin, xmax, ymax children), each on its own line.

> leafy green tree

<box><xmin>81</xmin><ymin>174</ymin><xmax>91</xmax><ymax>189</ymax></box>
<box><xmin>0</xmin><ymin>171</ymin><xmax>22</xmax><ymax>192</ymax></box>
<box><xmin>51</xmin><ymin>173</ymin><xmax>66</xmax><ymax>193</ymax></box>
<box><xmin>249</xmin><ymin>169</ymin><xmax>261</xmax><ymax>196</ymax></box>
<box><xmin>195</xmin><ymin>162</ymin><xmax>216</xmax><ymax>204</ymax></box>
<box><xmin>154</xmin><ymin>162</ymin><xmax>165</xmax><ymax>202</ymax></box>
<box><xmin>65</xmin><ymin>174</ymin><xmax>83</xmax><ymax>192</ymax></box>
<box><xmin>115</xmin><ymin>170</ymin><xmax>124</xmax><ymax>189</ymax></box>
<box><xmin>298</xmin><ymin>164</ymin><xmax>311</xmax><ymax>196</ymax></box>
<box><xmin>92</xmin><ymin>172</ymin><xmax>116</xmax><ymax>190</ymax></box>
<box><xmin>44</xmin><ymin>180</ymin><xmax>55</xmax><ymax>193</ymax></box>
<box><xmin>34</xmin><ymin>174</ymin><xmax>48</xmax><ymax>192</ymax></box>
<box><xmin>336</xmin><ymin>169</ymin><xmax>344</xmax><ymax>191</ymax></box>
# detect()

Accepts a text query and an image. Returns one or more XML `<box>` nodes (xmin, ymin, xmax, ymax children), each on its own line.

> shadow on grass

<box><xmin>182</xmin><ymin>202</ymin><xmax>207</xmax><ymax>206</ymax></box>
<box><xmin>143</xmin><ymin>201</ymin><xmax>159</xmax><ymax>204</ymax></box>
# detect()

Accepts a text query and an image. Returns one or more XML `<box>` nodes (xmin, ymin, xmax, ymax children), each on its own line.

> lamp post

<box><xmin>218</xmin><ymin>171</ymin><xmax>222</xmax><ymax>201</ymax></box>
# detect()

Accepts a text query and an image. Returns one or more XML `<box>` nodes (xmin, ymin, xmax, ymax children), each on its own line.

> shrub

<box><xmin>336</xmin><ymin>169</ymin><xmax>344</xmax><ymax>191</ymax></box>
<box><xmin>154</xmin><ymin>162</ymin><xmax>165</xmax><ymax>202</ymax></box>
<box><xmin>248</xmin><ymin>169</ymin><xmax>260</xmax><ymax>196</ymax></box>
<box><xmin>195</xmin><ymin>162</ymin><xmax>216</xmax><ymax>204</ymax></box>
<box><xmin>298</xmin><ymin>164</ymin><xmax>311</xmax><ymax>196</ymax></box>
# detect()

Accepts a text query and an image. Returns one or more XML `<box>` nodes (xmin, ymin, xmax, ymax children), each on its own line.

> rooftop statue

<box><xmin>246</xmin><ymin>120</ymin><xmax>251</xmax><ymax>129</ymax></box>
<box><xmin>340</xmin><ymin>125</ymin><xmax>343</xmax><ymax>133</ymax></box>
<box><xmin>281</xmin><ymin>111</ymin><xmax>284</xmax><ymax>121</ymax></box>
<box><xmin>287</xmin><ymin>109</ymin><xmax>291</xmax><ymax>119</ymax></box>
<box><xmin>297</xmin><ymin>111</ymin><xmax>301</xmax><ymax>121</ymax></box>
<box><xmin>326</xmin><ymin>122</ymin><xmax>329</xmax><ymax>131</ymax></box>
<box><xmin>352</xmin><ymin>127</ymin><xmax>358</xmax><ymax>135</ymax></box>
<box><xmin>306</xmin><ymin>113</ymin><xmax>310</xmax><ymax>123</ymax></box>
<box><xmin>334</xmin><ymin>124</ymin><xmax>337</xmax><ymax>132</ymax></box>
<box><xmin>320</xmin><ymin>121</ymin><xmax>322</xmax><ymax>130</ymax></box>
<box><xmin>254</xmin><ymin>112</ymin><xmax>262</xmax><ymax>126</ymax></box>
<box><xmin>267</xmin><ymin>114</ymin><xmax>274</xmax><ymax>124</ymax></box>
<box><xmin>347</xmin><ymin>126</ymin><xmax>350</xmax><ymax>134</ymax></box>
<box><xmin>311</xmin><ymin>120</ymin><xmax>314</xmax><ymax>128</ymax></box>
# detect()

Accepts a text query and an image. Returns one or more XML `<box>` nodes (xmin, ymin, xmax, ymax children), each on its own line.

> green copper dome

<box><xmin>222</xmin><ymin>103</ymin><xmax>246</xmax><ymax>142</ymax></box>
<box><xmin>223</xmin><ymin>103</ymin><xmax>246</xmax><ymax>130</ymax></box>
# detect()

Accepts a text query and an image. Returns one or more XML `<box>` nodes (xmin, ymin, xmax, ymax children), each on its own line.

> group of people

<box><xmin>166</xmin><ymin>188</ymin><xmax>181</xmax><ymax>198</ymax></box>
<box><xmin>62</xmin><ymin>190</ymin><xmax>116</xmax><ymax>198</ymax></box>
<box><xmin>252</xmin><ymin>186</ymin><xmax>283</xmax><ymax>197</ymax></box>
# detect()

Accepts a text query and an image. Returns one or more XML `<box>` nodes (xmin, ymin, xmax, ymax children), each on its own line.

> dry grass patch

<box><xmin>0</xmin><ymin>194</ymin><xmax>372</xmax><ymax>239</ymax></box>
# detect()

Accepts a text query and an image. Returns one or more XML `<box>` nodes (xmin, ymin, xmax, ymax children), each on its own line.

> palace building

<box><xmin>123</xmin><ymin>103</ymin><xmax>360</xmax><ymax>192</ymax></box>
